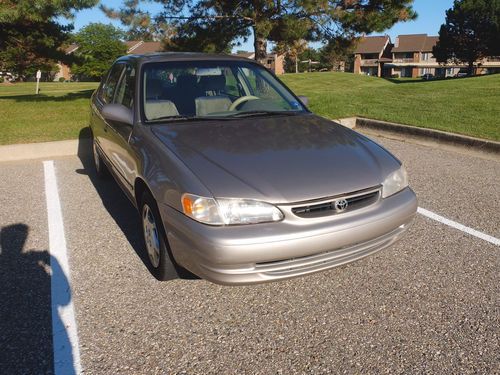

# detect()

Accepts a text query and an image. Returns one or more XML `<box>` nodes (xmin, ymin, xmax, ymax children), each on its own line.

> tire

<box><xmin>92</xmin><ymin>137</ymin><xmax>109</xmax><ymax>178</ymax></box>
<box><xmin>140</xmin><ymin>190</ymin><xmax>181</xmax><ymax>281</ymax></box>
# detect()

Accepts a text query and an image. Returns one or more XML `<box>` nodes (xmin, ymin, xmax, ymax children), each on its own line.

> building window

<box><xmin>422</xmin><ymin>53</ymin><xmax>429</xmax><ymax>61</ymax></box>
<box><xmin>267</xmin><ymin>59</ymin><xmax>273</xmax><ymax>65</ymax></box>
<box><xmin>402</xmin><ymin>67</ymin><xmax>412</xmax><ymax>77</ymax></box>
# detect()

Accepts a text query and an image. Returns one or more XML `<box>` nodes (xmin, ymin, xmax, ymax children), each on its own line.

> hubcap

<box><xmin>142</xmin><ymin>204</ymin><xmax>161</xmax><ymax>268</ymax></box>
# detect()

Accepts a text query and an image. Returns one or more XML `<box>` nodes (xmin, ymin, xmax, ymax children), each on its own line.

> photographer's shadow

<box><xmin>0</xmin><ymin>224</ymin><xmax>75</xmax><ymax>374</ymax></box>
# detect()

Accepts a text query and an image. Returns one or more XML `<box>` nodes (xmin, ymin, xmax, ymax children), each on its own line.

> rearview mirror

<box><xmin>298</xmin><ymin>95</ymin><xmax>308</xmax><ymax>106</ymax></box>
<box><xmin>102</xmin><ymin>104</ymin><xmax>133</xmax><ymax>126</ymax></box>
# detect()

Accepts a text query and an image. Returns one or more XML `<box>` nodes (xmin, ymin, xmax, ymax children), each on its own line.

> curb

<box><xmin>344</xmin><ymin>117</ymin><xmax>500</xmax><ymax>155</ymax></box>
<box><xmin>0</xmin><ymin>139</ymin><xmax>83</xmax><ymax>162</ymax></box>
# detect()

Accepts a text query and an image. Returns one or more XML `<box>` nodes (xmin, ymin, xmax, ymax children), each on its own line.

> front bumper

<box><xmin>161</xmin><ymin>187</ymin><xmax>417</xmax><ymax>285</ymax></box>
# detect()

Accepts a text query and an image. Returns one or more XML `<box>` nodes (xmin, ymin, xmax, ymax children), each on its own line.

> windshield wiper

<box><xmin>226</xmin><ymin>110</ymin><xmax>301</xmax><ymax>118</ymax></box>
<box><xmin>147</xmin><ymin>111</ymin><xmax>301</xmax><ymax>123</ymax></box>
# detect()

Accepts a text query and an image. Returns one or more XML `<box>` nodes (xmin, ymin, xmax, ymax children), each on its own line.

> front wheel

<box><xmin>140</xmin><ymin>191</ymin><xmax>181</xmax><ymax>281</ymax></box>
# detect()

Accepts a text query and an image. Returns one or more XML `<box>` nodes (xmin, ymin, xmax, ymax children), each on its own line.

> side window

<box><xmin>241</xmin><ymin>68</ymin><xmax>274</xmax><ymax>99</ymax></box>
<box><xmin>240</xmin><ymin>67</ymin><xmax>296</xmax><ymax>110</ymax></box>
<box><xmin>222</xmin><ymin>68</ymin><xmax>240</xmax><ymax>97</ymax></box>
<box><xmin>114</xmin><ymin>64</ymin><xmax>136</xmax><ymax>109</ymax></box>
<box><xmin>100</xmin><ymin>64</ymin><xmax>124</xmax><ymax>104</ymax></box>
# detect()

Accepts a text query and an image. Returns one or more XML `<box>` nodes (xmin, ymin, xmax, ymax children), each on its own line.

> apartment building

<box><xmin>353</xmin><ymin>34</ymin><xmax>500</xmax><ymax>78</ymax></box>
<box><xmin>388</xmin><ymin>34</ymin><xmax>447</xmax><ymax>78</ymax></box>
<box><xmin>353</xmin><ymin>35</ymin><xmax>392</xmax><ymax>77</ymax></box>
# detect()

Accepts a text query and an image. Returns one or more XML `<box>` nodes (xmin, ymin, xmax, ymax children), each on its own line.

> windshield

<box><xmin>141</xmin><ymin>60</ymin><xmax>306</xmax><ymax>121</ymax></box>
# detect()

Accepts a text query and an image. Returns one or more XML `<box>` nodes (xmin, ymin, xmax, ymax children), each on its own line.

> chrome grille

<box><xmin>291</xmin><ymin>187</ymin><xmax>380</xmax><ymax>218</ymax></box>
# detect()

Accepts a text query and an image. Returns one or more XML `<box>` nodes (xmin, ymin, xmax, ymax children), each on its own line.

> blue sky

<box><xmin>69</xmin><ymin>0</ymin><xmax>454</xmax><ymax>51</ymax></box>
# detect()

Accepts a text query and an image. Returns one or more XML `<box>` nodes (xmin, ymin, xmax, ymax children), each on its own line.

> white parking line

<box><xmin>43</xmin><ymin>160</ymin><xmax>82</xmax><ymax>375</ymax></box>
<box><xmin>418</xmin><ymin>207</ymin><xmax>500</xmax><ymax>246</ymax></box>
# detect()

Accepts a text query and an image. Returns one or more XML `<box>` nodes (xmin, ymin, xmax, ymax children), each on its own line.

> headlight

<box><xmin>382</xmin><ymin>165</ymin><xmax>408</xmax><ymax>198</ymax></box>
<box><xmin>181</xmin><ymin>194</ymin><xmax>284</xmax><ymax>225</ymax></box>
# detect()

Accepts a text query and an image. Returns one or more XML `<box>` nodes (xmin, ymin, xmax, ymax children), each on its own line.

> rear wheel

<box><xmin>92</xmin><ymin>137</ymin><xmax>108</xmax><ymax>178</ymax></box>
<box><xmin>140</xmin><ymin>191</ymin><xmax>181</xmax><ymax>281</ymax></box>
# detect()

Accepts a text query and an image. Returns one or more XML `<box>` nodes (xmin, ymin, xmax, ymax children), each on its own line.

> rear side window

<box><xmin>114</xmin><ymin>64</ymin><xmax>136</xmax><ymax>109</ymax></box>
<box><xmin>100</xmin><ymin>63</ymin><xmax>124</xmax><ymax>104</ymax></box>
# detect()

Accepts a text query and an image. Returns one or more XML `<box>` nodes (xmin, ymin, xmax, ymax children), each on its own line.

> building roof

<box><xmin>125</xmin><ymin>41</ymin><xmax>142</xmax><ymax>51</ymax></box>
<box><xmin>354</xmin><ymin>36</ymin><xmax>390</xmax><ymax>54</ymax></box>
<box><xmin>393</xmin><ymin>34</ymin><xmax>438</xmax><ymax>53</ymax></box>
<box><xmin>126</xmin><ymin>41</ymin><xmax>163</xmax><ymax>54</ymax></box>
<box><xmin>423</xmin><ymin>36</ymin><xmax>439</xmax><ymax>52</ymax></box>
<box><xmin>64</xmin><ymin>44</ymin><xmax>79</xmax><ymax>54</ymax></box>
<box><xmin>234</xmin><ymin>52</ymin><xmax>255</xmax><ymax>59</ymax></box>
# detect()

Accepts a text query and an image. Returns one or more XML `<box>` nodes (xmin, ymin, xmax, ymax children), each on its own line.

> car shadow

<box><xmin>75</xmin><ymin>128</ymin><xmax>194</xmax><ymax>281</ymax></box>
<box><xmin>0</xmin><ymin>224</ymin><xmax>76</xmax><ymax>374</ymax></box>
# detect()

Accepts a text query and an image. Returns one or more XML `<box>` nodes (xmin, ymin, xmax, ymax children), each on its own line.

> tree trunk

<box><xmin>253</xmin><ymin>27</ymin><xmax>267</xmax><ymax>62</ymax></box>
<box><xmin>295</xmin><ymin>56</ymin><xmax>298</xmax><ymax>73</ymax></box>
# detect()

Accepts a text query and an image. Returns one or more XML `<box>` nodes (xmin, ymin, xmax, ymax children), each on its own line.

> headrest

<box><xmin>199</xmin><ymin>75</ymin><xmax>226</xmax><ymax>92</ymax></box>
<box><xmin>146</xmin><ymin>79</ymin><xmax>163</xmax><ymax>100</ymax></box>
<box><xmin>176</xmin><ymin>74</ymin><xmax>198</xmax><ymax>87</ymax></box>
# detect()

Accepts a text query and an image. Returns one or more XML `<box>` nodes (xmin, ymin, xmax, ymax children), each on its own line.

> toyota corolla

<box><xmin>90</xmin><ymin>53</ymin><xmax>417</xmax><ymax>285</ymax></box>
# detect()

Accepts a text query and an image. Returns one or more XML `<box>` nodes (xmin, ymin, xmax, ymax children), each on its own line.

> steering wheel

<box><xmin>229</xmin><ymin>95</ymin><xmax>259</xmax><ymax>111</ymax></box>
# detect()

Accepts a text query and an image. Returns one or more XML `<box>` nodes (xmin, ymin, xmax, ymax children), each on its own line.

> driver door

<box><xmin>101</xmin><ymin>63</ymin><xmax>137</xmax><ymax>190</ymax></box>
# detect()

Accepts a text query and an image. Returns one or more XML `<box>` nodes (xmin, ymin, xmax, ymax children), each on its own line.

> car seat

<box><xmin>195</xmin><ymin>75</ymin><xmax>232</xmax><ymax>116</ymax></box>
<box><xmin>144</xmin><ymin>78</ymin><xmax>179</xmax><ymax>120</ymax></box>
<box><xmin>175</xmin><ymin>74</ymin><xmax>199</xmax><ymax>115</ymax></box>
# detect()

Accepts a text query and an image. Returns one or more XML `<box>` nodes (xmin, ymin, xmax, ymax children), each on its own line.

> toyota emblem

<box><xmin>334</xmin><ymin>199</ymin><xmax>348</xmax><ymax>212</ymax></box>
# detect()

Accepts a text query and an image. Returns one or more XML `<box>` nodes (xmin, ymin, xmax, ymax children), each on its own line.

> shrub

<box><xmin>391</xmin><ymin>74</ymin><xmax>399</xmax><ymax>78</ymax></box>
<box><xmin>59</xmin><ymin>77</ymin><xmax>66</xmax><ymax>82</ymax></box>
<box><xmin>0</xmin><ymin>77</ymin><xmax>4</xmax><ymax>83</ymax></box>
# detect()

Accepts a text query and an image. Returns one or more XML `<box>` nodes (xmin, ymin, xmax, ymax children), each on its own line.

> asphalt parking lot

<box><xmin>0</xmin><ymin>134</ymin><xmax>499</xmax><ymax>375</ymax></box>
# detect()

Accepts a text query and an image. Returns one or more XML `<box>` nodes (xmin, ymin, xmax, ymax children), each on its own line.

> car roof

<box><xmin>116</xmin><ymin>52</ymin><xmax>254</xmax><ymax>64</ymax></box>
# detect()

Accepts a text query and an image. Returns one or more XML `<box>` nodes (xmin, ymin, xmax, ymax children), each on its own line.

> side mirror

<box><xmin>102</xmin><ymin>104</ymin><xmax>133</xmax><ymax>126</ymax></box>
<box><xmin>298</xmin><ymin>95</ymin><xmax>308</xmax><ymax>106</ymax></box>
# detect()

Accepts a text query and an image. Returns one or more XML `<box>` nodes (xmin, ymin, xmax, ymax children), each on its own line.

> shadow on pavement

<box><xmin>75</xmin><ymin>128</ymin><xmax>191</xmax><ymax>281</ymax></box>
<box><xmin>0</xmin><ymin>224</ymin><xmax>75</xmax><ymax>374</ymax></box>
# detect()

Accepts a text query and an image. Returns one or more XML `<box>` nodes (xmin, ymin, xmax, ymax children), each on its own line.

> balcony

<box><xmin>392</xmin><ymin>58</ymin><xmax>415</xmax><ymax>63</ymax></box>
<box><xmin>360</xmin><ymin>59</ymin><xmax>378</xmax><ymax>66</ymax></box>
<box><xmin>486</xmin><ymin>56</ymin><xmax>500</xmax><ymax>62</ymax></box>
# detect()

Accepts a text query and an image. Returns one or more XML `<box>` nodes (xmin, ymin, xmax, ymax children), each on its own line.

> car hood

<box><xmin>151</xmin><ymin>114</ymin><xmax>400</xmax><ymax>203</ymax></box>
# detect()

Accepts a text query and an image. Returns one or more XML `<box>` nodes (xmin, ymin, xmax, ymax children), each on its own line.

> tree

<box><xmin>320</xmin><ymin>36</ymin><xmax>356</xmax><ymax>71</ymax></box>
<box><xmin>296</xmin><ymin>47</ymin><xmax>322</xmax><ymax>72</ymax></box>
<box><xmin>155</xmin><ymin>0</ymin><xmax>416</xmax><ymax>60</ymax></box>
<box><xmin>0</xmin><ymin>0</ymin><xmax>98</xmax><ymax>80</ymax></box>
<box><xmin>100</xmin><ymin>0</ymin><xmax>173</xmax><ymax>41</ymax></box>
<box><xmin>0</xmin><ymin>21</ymin><xmax>69</xmax><ymax>79</ymax></box>
<box><xmin>275</xmin><ymin>39</ymin><xmax>308</xmax><ymax>73</ymax></box>
<box><xmin>433</xmin><ymin>0</ymin><xmax>500</xmax><ymax>75</ymax></box>
<box><xmin>71</xmin><ymin>23</ymin><xmax>127</xmax><ymax>80</ymax></box>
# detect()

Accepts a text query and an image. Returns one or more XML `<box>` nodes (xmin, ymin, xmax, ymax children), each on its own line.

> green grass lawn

<box><xmin>0</xmin><ymin>82</ymin><xmax>98</xmax><ymax>145</ymax></box>
<box><xmin>0</xmin><ymin>73</ymin><xmax>498</xmax><ymax>145</ymax></box>
<box><xmin>281</xmin><ymin>72</ymin><xmax>500</xmax><ymax>141</ymax></box>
